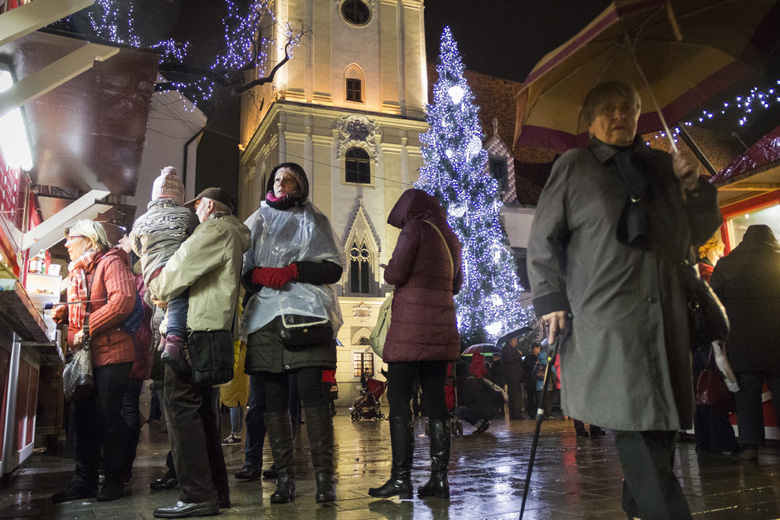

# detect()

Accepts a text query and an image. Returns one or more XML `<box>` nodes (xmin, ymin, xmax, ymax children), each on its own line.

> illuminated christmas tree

<box><xmin>417</xmin><ymin>27</ymin><xmax>533</xmax><ymax>347</ymax></box>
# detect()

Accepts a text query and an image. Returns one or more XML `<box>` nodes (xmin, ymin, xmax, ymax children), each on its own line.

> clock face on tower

<box><xmin>341</xmin><ymin>0</ymin><xmax>371</xmax><ymax>26</ymax></box>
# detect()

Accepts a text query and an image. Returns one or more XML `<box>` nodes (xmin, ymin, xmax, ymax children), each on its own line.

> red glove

<box><xmin>252</xmin><ymin>264</ymin><xmax>298</xmax><ymax>289</ymax></box>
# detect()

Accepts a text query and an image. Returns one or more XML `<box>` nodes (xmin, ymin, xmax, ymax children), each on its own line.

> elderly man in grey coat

<box><xmin>528</xmin><ymin>81</ymin><xmax>722</xmax><ymax>520</ymax></box>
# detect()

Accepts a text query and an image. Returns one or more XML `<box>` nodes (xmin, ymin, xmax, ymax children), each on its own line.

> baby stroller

<box><xmin>350</xmin><ymin>377</ymin><xmax>386</xmax><ymax>422</ymax></box>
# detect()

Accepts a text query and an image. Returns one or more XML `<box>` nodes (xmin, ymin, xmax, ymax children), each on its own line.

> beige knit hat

<box><xmin>151</xmin><ymin>166</ymin><xmax>185</xmax><ymax>205</ymax></box>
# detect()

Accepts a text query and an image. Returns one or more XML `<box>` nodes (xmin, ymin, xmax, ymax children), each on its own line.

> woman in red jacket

<box><xmin>368</xmin><ymin>189</ymin><xmax>463</xmax><ymax>500</ymax></box>
<box><xmin>52</xmin><ymin>220</ymin><xmax>137</xmax><ymax>503</ymax></box>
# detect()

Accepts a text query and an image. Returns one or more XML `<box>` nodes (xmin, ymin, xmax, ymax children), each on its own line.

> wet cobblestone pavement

<box><xmin>3</xmin><ymin>408</ymin><xmax>780</xmax><ymax>519</ymax></box>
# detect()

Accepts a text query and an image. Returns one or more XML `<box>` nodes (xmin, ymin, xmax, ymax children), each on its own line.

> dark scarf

<box><xmin>604</xmin><ymin>143</ymin><xmax>652</xmax><ymax>249</ymax></box>
<box><xmin>265</xmin><ymin>191</ymin><xmax>305</xmax><ymax>210</ymax></box>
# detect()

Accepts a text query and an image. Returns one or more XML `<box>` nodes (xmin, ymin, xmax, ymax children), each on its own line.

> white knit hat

<box><xmin>151</xmin><ymin>166</ymin><xmax>185</xmax><ymax>205</ymax></box>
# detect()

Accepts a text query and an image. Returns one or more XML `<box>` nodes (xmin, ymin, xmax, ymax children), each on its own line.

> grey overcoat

<box><xmin>527</xmin><ymin>137</ymin><xmax>722</xmax><ymax>431</ymax></box>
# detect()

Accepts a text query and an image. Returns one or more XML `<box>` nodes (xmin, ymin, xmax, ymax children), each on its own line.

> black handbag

<box><xmin>185</xmin><ymin>330</ymin><xmax>234</xmax><ymax>386</ymax></box>
<box><xmin>277</xmin><ymin>314</ymin><xmax>333</xmax><ymax>347</ymax></box>
<box><xmin>680</xmin><ymin>263</ymin><xmax>730</xmax><ymax>347</ymax></box>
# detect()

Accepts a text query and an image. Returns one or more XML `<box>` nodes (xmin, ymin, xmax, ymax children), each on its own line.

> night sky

<box><xmin>423</xmin><ymin>0</ymin><xmax>612</xmax><ymax>82</ymax></box>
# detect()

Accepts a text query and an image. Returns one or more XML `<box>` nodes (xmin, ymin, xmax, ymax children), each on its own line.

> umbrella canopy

<box><xmin>461</xmin><ymin>343</ymin><xmax>502</xmax><ymax>357</ymax></box>
<box><xmin>514</xmin><ymin>0</ymin><xmax>780</xmax><ymax>154</ymax></box>
<box><xmin>496</xmin><ymin>325</ymin><xmax>542</xmax><ymax>356</ymax></box>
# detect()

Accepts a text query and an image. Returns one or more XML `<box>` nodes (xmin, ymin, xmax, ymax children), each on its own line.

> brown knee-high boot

<box><xmin>304</xmin><ymin>405</ymin><xmax>337</xmax><ymax>503</ymax></box>
<box><xmin>265</xmin><ymin>410</ymin><xmax>295</xmax><ymax>503</ymax></box>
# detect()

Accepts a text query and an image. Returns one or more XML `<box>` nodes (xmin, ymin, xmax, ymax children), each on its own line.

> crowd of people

<box><xmin>48</xmin><ymin>80</ymin><xmax>780</xmax><ymax>520</ymax></box>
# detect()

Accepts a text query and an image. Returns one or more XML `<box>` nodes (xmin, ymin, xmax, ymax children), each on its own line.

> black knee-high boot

<box><xmin>368</xmin><ymin>417</ymin><xmax>414</xmax><ymax>499</ymax></box>
<box><xmin>304</xmin><ymin>405</ymin><xmax>337</xmax><ymax>503</ymax></box>
<box><xmin>418</xmin><ymin>418</ymin><xmax>450</xmax><ymax>499</ymax></box>
<box><xmin>265</xmin><ymin>411</ymin><xmax>295</xmax><ymax>503</ymax></box>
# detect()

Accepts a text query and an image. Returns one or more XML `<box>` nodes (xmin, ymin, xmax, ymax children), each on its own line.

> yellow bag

<box><xmin>369</xmin><ymin>293</ymin><xmax>393</xmax><ymax>358</ymax></box>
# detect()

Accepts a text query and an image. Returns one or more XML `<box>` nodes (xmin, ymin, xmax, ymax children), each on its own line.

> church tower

<box><xmin>238</xmin><ymin>0</ymin><xmax>428</xmax><ymax>390</ymax></box>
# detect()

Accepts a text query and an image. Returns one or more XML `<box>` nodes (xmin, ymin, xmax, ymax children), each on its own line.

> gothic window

<box><xmin>349</xmin><ymin>240</ymin><xmax>372</xmax><ymax>294</ymax></box>
<box><xmin>341</xmin><ymin>0</ymin><xmax>371</xmax><ymax>26</ymax></box>
<box><xmin>489</xmin><ymin>157</ymin><xmax>508</xmax><ymax>190</ymax></box>
<box><xmin>345</xmin><ymin>147</ymin><xmax>371</xmax><ymax>184</ymax></box>
<box><xmin>346</xmin><ymin>78</ymin><xmax>362</xmax><ymax>102</ymax></box>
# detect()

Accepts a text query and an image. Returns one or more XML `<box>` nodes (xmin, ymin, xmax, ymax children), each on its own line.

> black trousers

<box><xmin>613</xmin><ymin>430</ymin><xmax>692</xmax><ymax>520</ymax></box>
<box><xmin>258</xmin><ymin>367</ymin><xmax>326</xmax><ymax>412</ymax></box>
<box><xmin>73</xmin><ymin>361</ymin><xmax>131</xmax><ymax>486</ymax></box>
<box><xmin>164</xmin><ymin>366</ymin><xmax>228</xmax><ymax>503</ymax></box>
<box><xmin>387</xmin><ymin>361</ymin><xmax>448</xmax><ymax>422</ymax></box>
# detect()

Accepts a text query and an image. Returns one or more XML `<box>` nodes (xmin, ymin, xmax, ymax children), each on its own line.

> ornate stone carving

<box><xmin>352</xmin><ymin>302</ymin><xmax>372</xmax><ymax>322</ymax></box>
<box><xmin>331</xmin><ymin>114</ymin><xmax>382</xmax><ymax>161</ymax></box>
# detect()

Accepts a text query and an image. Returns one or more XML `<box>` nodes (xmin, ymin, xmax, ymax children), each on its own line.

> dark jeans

<box><xmin>613</xmin><ymin>430</ymin><xmax>692</xmax><ymax>520</ymax></box>
<box><xmin>454</xmin><ymin>405</ymin><xmax>483</xmax><ymax>427</ymax></box>
<box><xmin>121</xmin><ymin>378</ymin><xmax>144</xmax><ymax>480</ymax></box>
<box><xmin>525</xmin><ymin>383</ymin><xmax>537</xmax><ymax>418</ymax></box>
<box><xmin>244</xmin><ymin>374</ymin><xmax>267</xmax><ymax>470</ymax></box>
<box><xmin>535</xmin><ymin>389</ymin><xmax>555</xmax><ymax>417</ymax></box>
<box><xmin>149</xmin><ymin>383</ymin><xmax>162</xmax><ymax>421</ymax></box>
<box><xmin>387</xmin><ymin>361</ymin><xmax>448</xmax><ymax>422</ymax></box>
<box><xmin>258</xmin><ymin>367</ymin><xmax>325</xmax><ymax>412</ymax></box>
<box><xmin>734</xmin><ymin>371</ymin><xmax>780</xmax><ymax>447</ymax></box>
<box><xmin>164</xmin><ymin>365</ymin><xmax>228</xmax><ymax>503</ymax></box>
<box><xmin>692</xmin><ymin>348</ymin><xmax>737</xmax><ymax>452</ymax></box>
<box><xmin>165</xmin><ymin>288</ymin><xmax>189</xmax><ymax>339</ymax></box>
<box><xmin>73</xmin><ymin>361</ymin><xmax>132</xmax><ymax>486</ymax></box>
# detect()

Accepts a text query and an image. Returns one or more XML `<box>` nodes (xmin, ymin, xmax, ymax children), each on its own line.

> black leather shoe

<box><xmin>234</xmin><ymin>466</ymin><xmax>261</xmax><ymax>481</ymax></box>
<box><xmin>149</xmin><ymin>476</ymin><xmax>179</xmax><ymax>490</ymax></box>
<box><xmin>153</xmin><ymin>500</ymin><xmax>219</xmax><ymax>518</ymax></box>
<box><xmin>51</xmin><ymin>482</ymin><xmax>98</xmax><ymax>503</ymax></box>
<box><xmin>262</xmin><ymin>466</ymin><xmax>278</xmax><ymax>480</ymax></box>
<box><xmin>576</xmin><ymin>429</ymin><xmax>590</xmax><ymax>437</ymax></box>
<box><xmin>270</xmin><ymin>474</ymin><xmax>296</xmax><ymax>504</ymax></box>
<box><xmin>97</xmin><ymin>480</ymin><xmax>124</xmax><ymax>502</ymax></box>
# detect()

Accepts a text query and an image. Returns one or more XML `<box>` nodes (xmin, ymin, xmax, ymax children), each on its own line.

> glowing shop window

<box><xmin>727</xmin><ymin>203</ymin><xmax>780</xmax><ymax>248</ymax></box>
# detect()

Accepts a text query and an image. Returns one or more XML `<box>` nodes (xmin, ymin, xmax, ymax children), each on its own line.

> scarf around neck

<box><xmin>67</xmin><ymin>249</ymin><xmax>100</xmax><ymax>331</ymax></box>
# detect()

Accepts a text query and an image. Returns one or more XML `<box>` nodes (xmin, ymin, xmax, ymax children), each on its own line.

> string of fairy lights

<box><xmin>652</xmin><ymin>79</ymin><xmax>780</xmax><ymax>143</ymax></box>
<box><xmin>417</xmin><ymin>27</ymin><xmax>534</xmax><ymax>345</ymax></box>
<box><xmin>79</xmin><ymin>0</ymin><xmax>300</xmax><ymax>105</ymax></box>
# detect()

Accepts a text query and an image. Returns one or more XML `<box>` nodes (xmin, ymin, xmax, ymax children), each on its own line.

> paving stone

<box><xmin>2</xmin><ymin>409</ymin><xmax>780</xmax><ymax>519</ymax></box>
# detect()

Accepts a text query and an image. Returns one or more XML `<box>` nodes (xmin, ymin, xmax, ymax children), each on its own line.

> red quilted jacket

<box><xmin>382</xmin><ymin>189</ymin><xmax>463</xmax><ymax>363</ymax></box>
<box><xmin>66</xmin><ymin>247</ymin><xmax>137</xmax><ymax>367</ymax></box>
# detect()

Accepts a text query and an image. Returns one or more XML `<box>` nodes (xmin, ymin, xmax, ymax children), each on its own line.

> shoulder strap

<box><xmin>425</xmin><ymin>220</ymin><xmax>454</xmax><ymax>280</ymax></box>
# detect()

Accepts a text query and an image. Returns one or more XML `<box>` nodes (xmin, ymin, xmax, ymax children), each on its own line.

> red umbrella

<box><xmin>461</xmin><ymin>343</ymin><xmax>501</xmax><ymax>357</ymax></box>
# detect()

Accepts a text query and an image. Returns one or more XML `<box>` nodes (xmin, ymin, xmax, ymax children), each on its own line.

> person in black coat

<box><xmin>455</xmin><ymin>355</ymin><xmax>503</xmax><ymax>434</ymax></box>
<box><xmin>710</xmin><ymin>224</ymin><xmax>780</xmax><ymax>460</ymax></box>
<box><xmin>523</xmin><ymin>343</ymin><xmax>541</xmax><ymax>419</ymax></box>
<box><xmin>502</xmin><ymin>337</ymin><xmax>526</xmax><ymax>420</ymax></box>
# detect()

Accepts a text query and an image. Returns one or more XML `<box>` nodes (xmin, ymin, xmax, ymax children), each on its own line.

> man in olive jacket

<box><xmin>149</xmin><ymin>188</ymin><xmax>250</xmax><ymax>518</ymax></box>
<box><xmin>528</xmin><ymin>81</ymin><xmax>721</xmax><ymax>520</ymax></box>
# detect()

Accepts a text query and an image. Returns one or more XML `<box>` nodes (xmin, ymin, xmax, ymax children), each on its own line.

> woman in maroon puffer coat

<box><xmin>369</xmin><ymin>189</ymin><xmax>462</xmax><ymax>500</ymax></box>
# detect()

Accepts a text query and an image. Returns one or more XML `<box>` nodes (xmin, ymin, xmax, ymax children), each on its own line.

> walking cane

<box><xmin>519</xmin><ymin>334</ymin><xmax>561</xmax><ymax>520</ymax></box>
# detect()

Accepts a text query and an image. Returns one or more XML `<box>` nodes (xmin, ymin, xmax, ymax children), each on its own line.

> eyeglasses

<box><xmin>65</xmin><ymin>235</ymin><xmax>85</xmax><ymax>246</ymax></box>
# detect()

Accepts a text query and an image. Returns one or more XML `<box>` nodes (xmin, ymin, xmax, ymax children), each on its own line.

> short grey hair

<box><xmin>67</xmin><ymin>219</ymin><xmax>109</xmax><ymax>251</ymax></box>
<box><xmin>202</xmin><ymin>197</ymin><xmax>233</xmax><ymax>215</ymax></box>
<box><xmin>582</xmin><ymin>81</ymin><xmax>641</xmax><ymax>126</ymax></box>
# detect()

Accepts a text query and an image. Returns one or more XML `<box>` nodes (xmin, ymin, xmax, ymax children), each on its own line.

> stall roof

<box><xmin>712</xmin><ymin>125</ymin><xmax>780</xmax><ymax>205</ymax></box>
<box><xmin>0</xmin><ymin>30</ymin><xmax>159</xmax><ymax>230</ymax></box>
